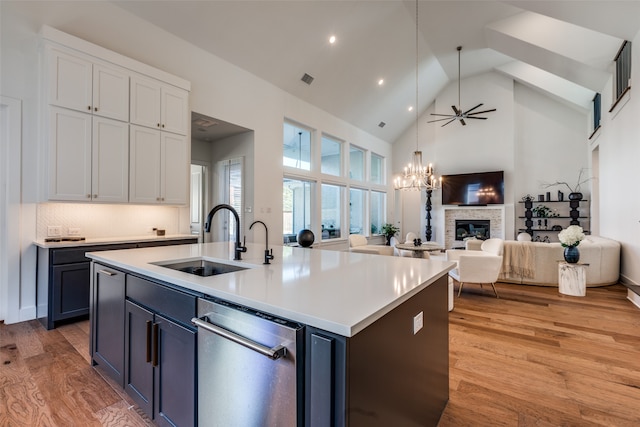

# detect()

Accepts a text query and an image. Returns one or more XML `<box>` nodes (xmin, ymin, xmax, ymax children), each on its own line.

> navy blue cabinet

<box><xmin>91</xmin><ymin>263</ymin><xmax>126</xmax><ymax>387</ymax></box>
<box><xmin>124</xmin><ymin>276</ymin><xmax>198</xmax><ymax>427</ymax></box>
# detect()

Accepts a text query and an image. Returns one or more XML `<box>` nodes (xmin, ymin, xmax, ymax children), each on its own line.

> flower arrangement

<box><xmin>558</xmin><ymin>225</ymin><xmax>585</xmax><ymax>248</ymax></box>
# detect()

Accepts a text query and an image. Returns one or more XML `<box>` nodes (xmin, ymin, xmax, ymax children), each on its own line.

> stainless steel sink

<box><xmin>154</xmin><ymin>259</ymin><xmax>248</xmax><ymax>277</ymax></box>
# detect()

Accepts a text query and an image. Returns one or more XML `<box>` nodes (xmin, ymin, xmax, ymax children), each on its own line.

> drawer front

<box><xmin>136</xmin><ymin>238</ymin><xmax>197</xmax><ymax>248</ymax></box>
<box><xmin>52</xmin><ymin>243</ymin><xmax>137</xmax><ymax>265</ymax></box>
<box><xmin>126</xmin><ymin>275</ymin><xmax>197</xmax><ymax>326</ymax></box>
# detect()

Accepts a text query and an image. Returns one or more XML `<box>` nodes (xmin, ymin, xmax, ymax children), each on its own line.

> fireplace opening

<box><xmin>455</xmin><ymin>219</ymin><xmax>490</xmax><ymax>240</ymax></box>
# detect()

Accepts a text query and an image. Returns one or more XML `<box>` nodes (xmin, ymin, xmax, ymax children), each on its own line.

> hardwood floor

<box><xmin>439</xmin><ymin>283</ymin><xmax>640</xmax><ymax>427</ymax></box>
<box><xmin>1</xmin><ymin>283</ymin><xmax>638</xmax><ymax>426</ymax></box>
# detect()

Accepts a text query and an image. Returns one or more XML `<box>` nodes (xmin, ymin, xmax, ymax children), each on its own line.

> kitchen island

<box><xmin>87</xmin><ymin>242</ymin><xmax>454</xmax><ymax>426</ymax></box>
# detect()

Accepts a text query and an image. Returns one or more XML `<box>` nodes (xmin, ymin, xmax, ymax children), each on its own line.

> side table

<box><xmin>558</xmin><ymin>262</ymin><xmax>589</xmax><ymax>296</ymax></box>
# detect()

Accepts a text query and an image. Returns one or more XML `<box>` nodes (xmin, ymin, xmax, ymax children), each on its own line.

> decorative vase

<box><xmin>564</xmin><ymin>245</ymin><xmax>580</xmax><ymax>263</ymax></box>
<box><xmin>568</xmin><ymin>192</ymin><xmax>583</xmax><ymax>201</ymax></box>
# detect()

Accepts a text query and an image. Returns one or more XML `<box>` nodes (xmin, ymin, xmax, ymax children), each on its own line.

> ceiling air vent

<box><xmin>378</xmin><ymin>122</ymin><xmax>386</xmax><ymax>128</ymax></box>
<box><xmin>301</xmin><ymin>73</ymin><xmax>314</xmax><ymax>85</ymax></box>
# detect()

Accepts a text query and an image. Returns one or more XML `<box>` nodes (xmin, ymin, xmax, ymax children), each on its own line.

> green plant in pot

<box><xmin>380</xmin><ymin>223</ymin><xmax>400</xmax><ymax>246</ymax></box>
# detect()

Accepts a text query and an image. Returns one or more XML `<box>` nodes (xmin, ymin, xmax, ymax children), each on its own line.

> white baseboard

<box><xmin>19</xmin><ymin>306</ymin><xmax>36</xmax><ymax>323</ymax></box>
<box><xmin>628</xmin><ymin>290</ymin><xmax>640</xmax><ymax>310</ymax></box>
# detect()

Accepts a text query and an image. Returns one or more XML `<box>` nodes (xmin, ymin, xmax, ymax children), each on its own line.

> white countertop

<box><xmin>87</xmin><ymin>242</ymin><xmax>455</xmax><ymax>337</ymax></box>
<box><xmin>34</xmin><ymin>234</ymin><xmax>198</xmax><ymax>249</ymax></box>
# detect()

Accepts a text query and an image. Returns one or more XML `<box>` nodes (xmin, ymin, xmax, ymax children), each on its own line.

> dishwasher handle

<box><xmin>192</xmin><ymin>317</ymin><xmax>287</xmax><ymax>360</ymax></box>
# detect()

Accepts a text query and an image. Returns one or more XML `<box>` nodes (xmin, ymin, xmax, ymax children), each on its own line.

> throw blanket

<box><xmin>500</xmin><ymin>241</ymin><xmax>536</xmax><ymax>279</ymax></box>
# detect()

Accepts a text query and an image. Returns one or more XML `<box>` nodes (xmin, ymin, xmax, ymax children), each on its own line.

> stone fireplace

<box><xmin>444</xmin><ymin>207</ymin><xmax>504</xmax><ymax>249</ymax></box>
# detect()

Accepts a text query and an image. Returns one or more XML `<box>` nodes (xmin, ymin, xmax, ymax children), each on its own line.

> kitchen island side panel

<box><xmin>347</xmin><ymin>274</ymin><xmax>449</xmax><ymax>426</ymax></box>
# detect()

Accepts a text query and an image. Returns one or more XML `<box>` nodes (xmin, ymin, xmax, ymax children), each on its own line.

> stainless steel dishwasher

<box><xmin>192</xmin><ymin>297</ymin><xmax>304</xmax><ymax>427</ymax></box>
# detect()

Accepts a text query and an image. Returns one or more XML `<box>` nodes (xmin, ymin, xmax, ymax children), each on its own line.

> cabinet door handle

<box><xmin>161</xmin><ymin>124</ymin><xmax>165</xmax><ymax>128</ymax></box>
<box><xmin>157</xmin><ymin>123</ymin><xmax>161</xmax><ymax>128</ymax></box>
<box><xmin>97</xmin><ymin>269</ymin><xmax>115</xmax><ymax>276</ymax></box>
<box><xmin>93</xmin><ymin>194</ymin><xmax>98</xmax><ymax>198</ymax></box>
<box><xmin>152</xmin><ymin>322</ymin><xmax>159</xmax><ymax>367</ymax></box>
<box><xmin>145</xmin><ymin>320</ymin><xmax>152</xmax><ymax>363</ymax></box>
<box><xmin>94</xmin><ymin>107</ymin><xmax>98</xmax><ymax>112</ymax></box>
<box><xmin>87</xmin><ymin>194</ymin><xmax>91</xmax><ymax>198</ymax></box>
<box><xmin>87</xmin><ymin>106</ymin><xmax>91</xmax><ymax>111</ymax></box>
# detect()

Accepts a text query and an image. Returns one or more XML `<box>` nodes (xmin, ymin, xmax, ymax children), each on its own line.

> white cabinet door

<box><xmin>130</xmin><ymin>75</ymin><xmax>162</xmax><ymax>130</ymax></box>
<box><xmin>93</xmin><ymin>64</ymin><xmax>130</xmax><ymax>122</ymax></box>
<box><xmin>48</xmin><ymin>48</ymin><xmax>93</xmax><ymax>113</ymax></box>
<box><xmin>48</xmin><ymin>107</ymin><xmax>92</xmax><ymax>201</ymax></box>
<box><xmin>129</xmin><ymin>125</ymin><xmax>162</xmax><ymax>204</ymax></box>
<box><xmin>92</xmin><ymin>117</ymin><xmax>129</xmax><ymax>203</ymax></box>
<box><xmin>161</xmin><ymin>133</ymin><xmax>188</xmax><ymax>205</ymax></box>
<box><xmin>160</xmin><ymin>85</ymin><xmax>189</xmax><ymax>136</ymax></box>
<box><xmin>131</xmin><ymin>75</ymin><xmax>188</xmax><ymax>136</ymax></box>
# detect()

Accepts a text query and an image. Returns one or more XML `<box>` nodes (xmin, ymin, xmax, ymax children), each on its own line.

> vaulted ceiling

<box><xmin>113</xmin><ymin>1</ymin><xmax>640</xmax><ymax>143</ymax></box>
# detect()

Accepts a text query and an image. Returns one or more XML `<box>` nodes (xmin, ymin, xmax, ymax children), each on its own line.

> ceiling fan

<box><xmin>428</xmin><ymin>46</ymin><xmax>496</xmax><ymax>127</ymax></box>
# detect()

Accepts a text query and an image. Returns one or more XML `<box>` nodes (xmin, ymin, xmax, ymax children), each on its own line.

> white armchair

<box><xmin>446</xmin><ymin>238</ymin><xmax>504</xmax><ymax>298</ymax></box>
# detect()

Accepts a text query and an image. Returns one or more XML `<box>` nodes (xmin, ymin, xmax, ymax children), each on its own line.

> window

<box><xmin>283</xmin><ymin>178</ymin><xmax>312</xmax><ymax>243</ymax></box>
<box><xmin>321</xmin><ymin>184</ymin><xmax>342</xmax><ymax>240</ymax></box>
<box><xmin>349</xmin><ymin>188</ymin><xmax>366</xmax><ymax>235</ymax></box>
<box><xmin>349</xmin><ymin>145</ymin><xmax>364</xmax><ymax>181</ymax></box>
<box><xmin>283</xmin><ymin>122</ymin><xmax>311</xmax><ymax>170</ymax></box>
<box><xmin>613</xmin><ymin>41</ymin><xmax>631</xmax><ymax>106</ymax></box>
<box><xmin>591</xmin><ymin>93</ymin><xmax>601</xmax><ymax>137</ymax></box>
<box><xmin>370</xmin><ymin>191</ymin><xmax>386</xmax><ymax>235</ymax></box>
<box><xmin>321</xmin><ymin>135</ymin><xmax>341</xmax><ymax>176</ymax></box>
<box><xmin>370</xmin><ymin>153</ymin><xmax>384</xmax><ymax>185</ymax></box>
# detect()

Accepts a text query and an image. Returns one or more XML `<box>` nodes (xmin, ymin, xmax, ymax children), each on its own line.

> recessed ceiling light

<box><xmin>408</xmin><ymin>106</ymin><xmax>414</xmax><ymax>112</ymax></box>
<box><xmin>329</xmin><ymin>35</ymin><xmax>336</xmax><ymax>44</ymax></box>
<box><xmin>378</xmin><ymin>79</ymin><xmax>384</xmax><ymax>86</ymax></box>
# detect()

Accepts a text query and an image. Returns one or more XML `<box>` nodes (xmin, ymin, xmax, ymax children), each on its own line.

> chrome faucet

<box><xmin>204</xmin><ymin>204</ymin><xmax>247</xmax><ymax>261</ymax></box>
<box><xmin>249</xmin><ymin>220</ymin><xmax>274</xmax><ymax>264</ymax></box>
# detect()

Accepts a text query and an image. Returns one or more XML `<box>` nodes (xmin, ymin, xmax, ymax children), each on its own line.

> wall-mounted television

<box><xmin>441</xmin><ymin>171</ymin><xmax>504</xmax><ymax>206</ymax></box>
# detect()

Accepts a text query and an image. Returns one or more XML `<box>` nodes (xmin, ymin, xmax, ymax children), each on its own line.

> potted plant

<box><xmin>543</xmin><ymin>168</ymin><xmax>592</xmax><ymax>200</ymax></box>
<box><xmin>380</xmin><ymin>223</ymin><xmax>400</xmax><ymax>246</ymax></box>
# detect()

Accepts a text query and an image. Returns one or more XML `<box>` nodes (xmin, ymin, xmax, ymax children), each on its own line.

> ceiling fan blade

<box><xmin>430</xmin><ymin>113</ymin><xmax>457</xmax><ymax>117</ymax></box>
<box><xmin>467</xmin><ymin>108</ymin><xmax>497</xmax><ymax>116</ymax></box>
<box><xmin>451</xmin><ymin>105</ymin><xmax>461</xmax><ymax>115</ymax></box>
<box><xmin>460</xmin><ymin>119</ymin><xmax>466</xmax><ymax>126</ymax></box>
<box><xmin>441</xmin><ymin>118</ymin><xmax>457</xmax><ymax>127</ymax></box>
<box><xmin>428</xmin><ymin>117</ymin><xmax>457</xmax><ymax>123</ymax></box>
<box><xmin>466</xmin><ymin>116</ymin><xmax>488</xmax><ymax>120</ymax></box>
<box><xmin>463</xmin><ymin>103</ymin><xmax>483</xmax><ymax>115</ymax></box>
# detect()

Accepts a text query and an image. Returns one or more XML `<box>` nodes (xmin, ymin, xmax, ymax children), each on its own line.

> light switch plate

<box><xmin>413</xmin><ymin>311</ymin><xmax>424</xmax><ymax>334</ymax></box>
<box><xmin>68</xmin><ymin>227</ymin><xmax>81</xmax><ymax>235</ymax></box>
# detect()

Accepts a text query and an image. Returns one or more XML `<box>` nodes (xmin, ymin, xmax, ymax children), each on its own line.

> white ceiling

<box><xmin>113</xmin><ymin>1</ymin><xmax>640</xmax><ymax>143</ymax></box>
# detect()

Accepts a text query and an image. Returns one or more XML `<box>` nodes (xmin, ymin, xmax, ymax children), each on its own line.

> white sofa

<box><xmin>349</xmin><ymin>234</ymin><xmax>394</xmax><ymax>256</ymax></box>
<box><xmin>487</xmin><ymin>236</ymin><xmax>620</xmax><ymax>287</ymax></box>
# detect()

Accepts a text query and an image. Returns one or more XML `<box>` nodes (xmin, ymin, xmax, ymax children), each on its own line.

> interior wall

<box><xmin>595</xmin><ymin>32</ymin><xmax>640</xmax><ymax>286</ymax></box>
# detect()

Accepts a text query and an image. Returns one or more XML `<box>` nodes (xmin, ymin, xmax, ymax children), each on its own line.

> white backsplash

<box><xmin>37</xmin><ymin>203</ymin><xmax>185</xmax><ymax>239</ymax></box>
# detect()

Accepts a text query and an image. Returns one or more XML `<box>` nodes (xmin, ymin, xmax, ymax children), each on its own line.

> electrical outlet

<box><xmin>413</xmin><ymin>311</ymin><xmax>424</xmax><ymax>335</ymax></box>
<box><xmin>47</xmin><ymin>225</ymin><xmax>62</xmax><ymax>237</ymax></box>
<box><xmin>68</xmin><ymin>227</ymin><xmax>81</xmax><ymax>236</ymax></box>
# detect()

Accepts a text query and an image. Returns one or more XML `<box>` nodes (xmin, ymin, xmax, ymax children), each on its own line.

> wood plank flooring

<box><xmin>438</xmin><ymin>283</ymin><xmax>640</xmax><ymax>427</ymax></box>
<box><xmin>1</xmin><ymin>283</ymin><xmax>639</xmax><ymax>426</ymax></box>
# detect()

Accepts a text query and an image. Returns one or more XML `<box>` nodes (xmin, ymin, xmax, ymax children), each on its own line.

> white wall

<box><xmin>1</xmin><ymin>1</ymin><xmax>393</xmax><ymax>321</ymax></box>
<box><xmin>594</xmin><ymin>33</ymin><xmax>640</xmax><ymax>286</ymax></box>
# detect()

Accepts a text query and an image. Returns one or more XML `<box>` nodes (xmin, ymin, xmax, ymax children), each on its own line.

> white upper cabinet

<box><xmin>48</xmin><ymin>107</ymin><xmax>93</xmax><ymax>201</ymax></box>
<box><xmin>40</xmin><ymin>27</ymin><xmax>190</xmax><ymax>205</ymax></box>
<box><xmin>92</xmin><ymin>64</ymin><xmax>130</xmax><ymax>122</ymax></box>
<box><xmin>92</xmin><ymin>116</ymin><xmax>130</xmax><ymax>202</ymax></box>
<box><xmin>131</xmin><ymin>74</ymin><xmax>188</xmax><ymax>135</ymax></box>
<box><xmin>47</xmin><ymin>107</ymin><xmax>129</xmax><ymax>202</ymax></box>
<box><xmin>129</xmin><ymin>125</ymin><xmax>187</xmax><ymax>205</ymax></box>
<box><xmin>48</xmin><ymin>47</ymin><xmax>129</xmax><ymax>121</ymax></box>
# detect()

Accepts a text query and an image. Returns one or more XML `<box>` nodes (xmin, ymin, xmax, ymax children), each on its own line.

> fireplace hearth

<box><xmin>455</xmin><ymin>219</ymin><xmax>490</xmax><ymax>240</ymax></box>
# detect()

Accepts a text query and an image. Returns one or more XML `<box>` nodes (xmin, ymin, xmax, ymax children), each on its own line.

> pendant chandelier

<box><xmin>394</xmin><ymin>0</ymin><xmax>441</xmax><ymax>192</ymax></box>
